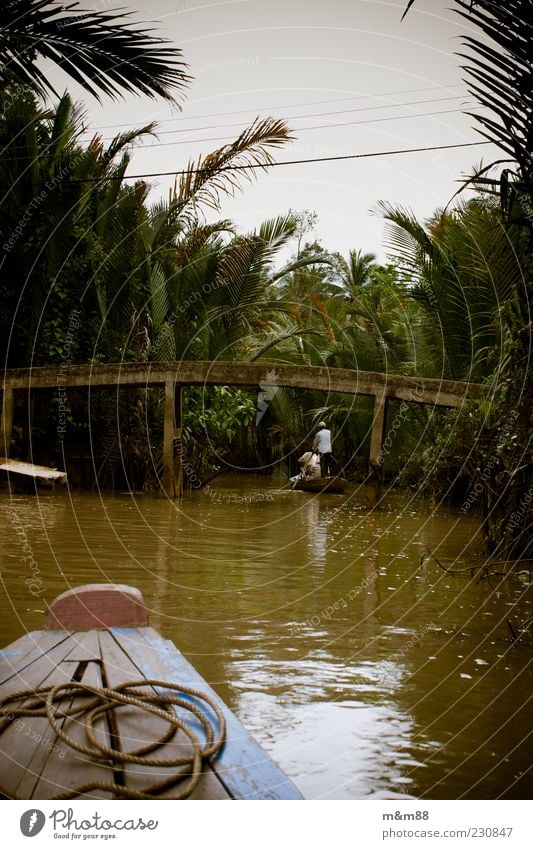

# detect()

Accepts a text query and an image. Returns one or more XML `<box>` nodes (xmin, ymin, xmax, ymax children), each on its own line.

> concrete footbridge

<box><xmin>1</xmin><ymin>361</ymin><xmax>484</xmax><ymax>496</ymax></box>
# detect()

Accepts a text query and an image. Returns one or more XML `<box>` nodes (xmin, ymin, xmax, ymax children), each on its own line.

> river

<box><xmin>1</xmin><ymin>475</ymin><xmax>531</xmax><ymax>799</ymax></box>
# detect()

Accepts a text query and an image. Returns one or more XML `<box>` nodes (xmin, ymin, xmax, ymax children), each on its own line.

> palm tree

<box><xmin>0</xmin><ymin>0</ymin><xmax>190</xmax><ymax>102</ymax></box>
<box><xmin>377</xmin><ymin>197</ymin><xmax>524</xmax><ymax>381</ymax></box>
<box><xmin>118</xmin><ymin>118</ymin><xmax>296</xmax><ymax>361</ymax></box>
<box><xmin>402</xmin><ymin>1</ymin><xmax>532</xmax><ymax>232</ymax></box>
<box><xmin>0</xmin><ymin>84</ymin><xmax>159</xmax><ymax>366</ymax></box>
<box><xmin>335</xmin><ymin>249</ymin><xmax>377</xmax><ymax>297</ymax></box>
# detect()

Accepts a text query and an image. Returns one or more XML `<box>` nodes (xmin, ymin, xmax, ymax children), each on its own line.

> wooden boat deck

<box><xmin>0</xmin><ymin>587</ymin><xmax>302</xmax><ymax>800</ymax></box>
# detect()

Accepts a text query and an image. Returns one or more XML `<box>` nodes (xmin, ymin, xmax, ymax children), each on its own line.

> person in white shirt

<box><xmin>312</xmin><ymin>421</ymin><xmax>333</xmax><ymax>477</ymax></box>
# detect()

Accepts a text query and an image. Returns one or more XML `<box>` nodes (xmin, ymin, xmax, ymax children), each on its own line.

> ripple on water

<box><xmin>0</xmin><ymin>481</ymin><xmax>531</xmax><ymax>799</ymax></box>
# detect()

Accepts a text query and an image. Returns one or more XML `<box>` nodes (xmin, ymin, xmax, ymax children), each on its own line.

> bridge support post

<box><xmin>369</xmin><ymin>390</ymin><xmax>387</xmax><ymax>481</ymax></box>
<box><xmin>163</xmin><ymin>380</ymin><xmax>176</xmax><ymax>498</ymax></box>
<box><xmin>162</xmin><ymin>381</ymin><xmax>183</xmax><ymax>498</ymax></box>
<box><xmin>0</xmin><ymin>387</ymin><xmax>14</xmax><ymax>458</ymax></box>
<box><xmin>174</xmin><ymin>383</ymin><xmax>183</xmax><ymax>498</ymax></box>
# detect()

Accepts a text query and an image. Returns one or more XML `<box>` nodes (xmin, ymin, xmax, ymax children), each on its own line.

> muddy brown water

<box><xmin>1</xmin><ymin>475</ymin><xmax>531</xmax><ymax>799</ymax></box>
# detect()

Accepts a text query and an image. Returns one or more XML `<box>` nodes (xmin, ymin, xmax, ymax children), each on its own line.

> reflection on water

<box><xmin>0</xmin><ymin>475</ymin><xmax>531</xmax><ymax>799</ymax></box>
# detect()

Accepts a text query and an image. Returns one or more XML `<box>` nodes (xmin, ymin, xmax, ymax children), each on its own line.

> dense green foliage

<box><xmin>0</xmin><ymin>0</ymin><xmax>530</xmax><ymax>560</ymax></box>
<box><xmin>399</xmin><ymin>0</ymin><xmax>532</xmax><ymax>560</ymax></box>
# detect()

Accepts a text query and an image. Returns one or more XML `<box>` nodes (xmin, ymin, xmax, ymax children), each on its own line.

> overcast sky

<box><xmin>52</xmin><ymin>0</ymin><xmax>496</xmax><ymax>261</ymax></box>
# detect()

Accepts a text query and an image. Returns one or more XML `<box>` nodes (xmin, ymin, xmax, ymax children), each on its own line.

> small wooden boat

<box><xmin>0</xmin><ymin>584</ymin><xmax>302</xmax><ymax>800</ymax></box>
<box><xmin>293</xmin><ymin>475</ymin><xmax>347</xmax><ymax>494</ymax></box>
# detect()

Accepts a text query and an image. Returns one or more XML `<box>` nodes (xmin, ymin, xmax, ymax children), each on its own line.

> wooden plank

<box><xmin>0</xmin><ymin>458</ymin><xmax>66</xmax><ymax>483</ymax></box>
<box><xmin>98</xmin><ymin>630</ymin><xmax>229</xmax><ymax>799</ymax></box>
<box><xmin>0</xmin><ymin>630</ymin><xmax>72</xmax><ymax>684</ymax></box>
<box><xmin>0</xmin><ymin>632</ymin><xmax>76</xmax><ymax>689</ymax></box>
<box><xmin>1</xmin><ymin>624</ymin><xmax>303</xmax><ymax>800</ymax></box>
<box><xmin>30</xmin><ymin>657</ymin><xmax>113</xmax><ymax>800</ymax></box>
<box><xmin>111</xmin><ymin>627</ymin><xmax>303</xmax><ymax>800</ymax></box>
<box><xmin>61</xmin><ymin>630</ymin><xmax>102</xmax><ymax>662</ymax></box>
<box><xmin>0</xmin><ymin>642</ymin><xmax>83</xmax><ymax>798</ymax></box>
<box><xmin>0</xmin><ymin>632</ymin><xmax>111</xmax><ymax>799</ymax></box>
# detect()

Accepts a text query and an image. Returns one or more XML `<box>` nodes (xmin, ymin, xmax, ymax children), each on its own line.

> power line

<box><xmin>72</xmin><ymin>140</ymin><xmax>489</xmax><ymax>182</ymax></box>
<box><xmin>4</xmin><ymin>102</ymin><xmax>478</xmax><ymax>158</ymax></box>
<box><xmin>79</xmin><ymin>94</ymin><xmax>472</xmax><ymax>143</ymax></box>
<box><xmin>102</xmin><ymin>106</ymin><xmax>480</xmax><ymax>150</ymax></box>
<box><xmin>83</xmin><ymin>82</ymin><xmax>468</xmax><ymax>131</ymax></box>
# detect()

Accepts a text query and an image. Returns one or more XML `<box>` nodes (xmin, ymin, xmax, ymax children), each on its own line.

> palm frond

<box><xmin>0</xmin><ymin>0</ymin><xmax>191</xmax><ymax>102</ymax></box>
<box><xmin>249</xmin><ymin>327</ymin><xmax>323</xmax><ymax>362</ymax></box>
<box><xmin>175</xmin><ymin>117</ymin><xmax>293</xmax><ymax>220</ymax></box>
<box><xmin>101</xmin><ymin>122</ymin><xmax>158</xmax><ymax>169</ymax></box>
<box><xmin>270</xmin><ymin>253</ymin><xmax>333</xmax><ymax>285</ymax></box>
<box><xmin>255</xmin><ymin>213</ymin><xmax>297</xmax><ymax>249</ymax></box>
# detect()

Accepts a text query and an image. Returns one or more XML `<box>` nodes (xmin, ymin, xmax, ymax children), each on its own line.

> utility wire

<box><xmin>3</xmin><ymin>102</ymin><xmax>479</xmax><ymax>156</ymax></box>
<box><xmin>106</xmin><ymin>106</ymin><xmax>480</xmax><ymax>149</ymax></box>
<box><xmin>71</xmin><ymin>140</ymin><xmax>489</xmax><ymax>182</ymax></box>
<box><xmin>79</xmin><ymin>93</ymin><xmax>471</xmax><ymax>142</ymax></box>
<box><xmin>88</xmin><ymin>82</ymin><xmax>467</xmax><ymax>130</ymax></box>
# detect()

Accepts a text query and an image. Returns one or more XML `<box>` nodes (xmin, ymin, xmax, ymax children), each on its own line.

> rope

<box><xmin>0</xmin><ymin>679</ymin><xmax>226</xmax><ymax>800</ymax></box>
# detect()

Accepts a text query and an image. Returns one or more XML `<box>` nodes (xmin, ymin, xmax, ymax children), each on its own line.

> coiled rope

<box><xmin>0</xmin><ymin>679</ymin><xmax>226</xmax><ymax>799</ymax></box>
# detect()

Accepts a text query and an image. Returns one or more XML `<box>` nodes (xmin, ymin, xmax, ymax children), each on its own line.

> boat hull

<box><xmin>294</xmin><ymin>476</ymin><xmax>347</xmax><ymax>493</ymax></box>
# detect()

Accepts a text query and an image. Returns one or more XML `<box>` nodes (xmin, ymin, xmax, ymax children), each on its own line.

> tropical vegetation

<box><xmin>0</xmin><ymin>0</ymin><xmax>530</xmax><ymax>561</ymax></box>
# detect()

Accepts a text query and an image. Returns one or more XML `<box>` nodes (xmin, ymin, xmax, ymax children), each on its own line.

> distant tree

<box><xmin>333</xmin><ymin>249</ymin><xmax>378</xmax><ymax>297</ymax></box>
<box><xmin>288</xmin><ymin>208</ymin><xmax>318</xmax><ymax>258</ymax></box>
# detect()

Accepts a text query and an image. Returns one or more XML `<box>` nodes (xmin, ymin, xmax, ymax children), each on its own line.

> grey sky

<box><xmin>53</xmin><ymin>0</ymin><xmax>496</xmax><ymax>261</ymax></box>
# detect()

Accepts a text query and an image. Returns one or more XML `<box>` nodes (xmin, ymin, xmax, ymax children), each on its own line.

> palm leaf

<box><xmin>0</xmin><ymin>0</ymin><xmax>191</xmax><ymax>102</ymax></box>
<box><xmin>270</xmin><ymin>253</ymin><xmax>332</xmax><ymax>284</ymax></box>
<box><xmin>175</xmin><ymin>117</ymin><xmax>293</xmax><ymax>221</ymax></box>
<box><xmin>101</xmin><ymin>122</ymin><xmax>158</xmax><ymax>169</ymax></box>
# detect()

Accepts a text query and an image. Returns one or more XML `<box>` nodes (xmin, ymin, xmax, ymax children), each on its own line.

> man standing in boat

<box><xmin>313</xmin><ymin>421</ymin><xmax>333</xmax><ymax>478</ymax></box>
